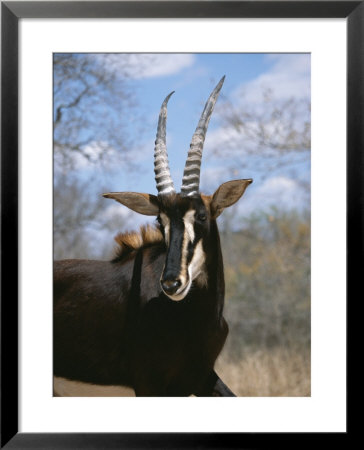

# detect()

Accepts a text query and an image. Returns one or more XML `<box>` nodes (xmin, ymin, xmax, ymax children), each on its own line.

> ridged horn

<box><xmin>154</xmin><ymin>92</ymin><xmax>175</xmax><ymax>196</ymax></box>
<box><xmin>181</xmin><ymin>76</ymin><xmax>225</xmax><ymax>197</ymax></box>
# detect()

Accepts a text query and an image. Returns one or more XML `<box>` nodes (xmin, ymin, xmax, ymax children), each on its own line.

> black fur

<box><xmin>54</xmin><ymin>195</ymin><xmax>235</xmax><ymax>396</ymax></box>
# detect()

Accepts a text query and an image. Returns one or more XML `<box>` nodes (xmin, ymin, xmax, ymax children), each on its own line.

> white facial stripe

<box><xmin>178</xmin><ymin>210</ymin><xmax>196</xmax><ymax>288</ymax></box>
<box><xmin>178</xmin><ymin>220</ymin><xmax>190</xmax><ymax>286</ymax></box>
<box><xmin>188</xmin><ymin>239</ymin><xmax>206</xmax><ymax>287</ymax></box>
<box><xmin>183</xmin><ymin>210</ymin><xmax>195</xmax><ymax>243</ymax></box>
<box><xmin>160</xmin><ymin>212</ymin><xmax>169</xmax><ymax>227</ymax></box>
<box><xmin>160</xmin><ymin>212</ymin><xmax>170</xmax><ymax>244</ymax></box>
<box><xmin>165</xmin><ymin>224</ymin><xmax>170</xmax><ymax>245</ymax></box>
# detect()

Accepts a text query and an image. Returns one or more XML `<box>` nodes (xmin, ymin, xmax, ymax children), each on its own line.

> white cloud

<box><xmin>256</xmin><ymin>175</ymin><xmax>299</xmax><ymax>198</ymax></box>
<box><xmin>131</xmin><ymin>54</ymin><xmax>196</xmax><ymax>79</ymax></box>
<box><xmin>103</xmin><ymin>202</ymin><xmax>155</xmax><ymax>231</ymax></box>
<box><xmin>205</xmin><ymin>125</ymin><xmax>251</xmax><ymax>153</ymax></box>
<box><xmin>235</xmin><ymin>54</ymin><xmax>310</xmax><ymax>103</ymax></box>
<box><xmin>237</xmin><ymin>176</ymin><xmax>306</xmax><ymax>217</ymax></box>
<box><xmin>54</xmin><ymin>140</ymin><xmax>120</xmax><ymax>174</ymax></box>
<box><xmin>97</xmin><ymin>54</ymin><xmax>196</xmax><ymax>79</ymax></box>
<box><xmin>200</xmin><ymin>166</ymin><xmax>232</xmax><ymax>193</ymax></box>
<box><xmin>75</xmin><ymin>141</ymin><xmax>115</xmax><ymax>168</ymax></box>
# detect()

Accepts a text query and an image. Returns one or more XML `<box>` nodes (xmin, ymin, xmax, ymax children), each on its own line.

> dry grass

<box><xmin>215</xmin><ymin>347</ymin><xmax>311</xmax><ymax>397</ymax></box>
<box><xmin>53</xmin><ymin>376</ymin><xmax>135</xmax><ymax>397</ymax></box>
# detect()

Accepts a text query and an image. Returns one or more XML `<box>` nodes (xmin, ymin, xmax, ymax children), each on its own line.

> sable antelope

<box><xmin>54</xmin><ymin>76</ymin><xmax>252</xmax><ymax>396</ymax></box>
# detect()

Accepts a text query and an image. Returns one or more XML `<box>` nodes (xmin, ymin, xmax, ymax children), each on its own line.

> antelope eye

<box><xmin>197</xmin><ymin>213</ymin><xmax>207</xmax><ymax>221</ymax></box>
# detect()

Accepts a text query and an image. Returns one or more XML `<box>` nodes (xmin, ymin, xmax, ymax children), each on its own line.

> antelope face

<box><xmin>158</xmin><ymin>195</ymin><xmax>209</xmax><ymax>301</ymax></box>
<box><xmin>104</xmin><ymin>179</ymin><xmax>252</xmax><ymax>302</ymax></box>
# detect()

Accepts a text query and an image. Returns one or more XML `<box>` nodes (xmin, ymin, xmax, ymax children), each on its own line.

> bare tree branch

<box><xmin>213</xmin><ymin>90</ymin><xmax>310</xmax><ymax>165</ymax></box>
<box><xmin>53</xmin><ymin>53</ymin><xmax>145</xmax><ymax>172</ymax></box>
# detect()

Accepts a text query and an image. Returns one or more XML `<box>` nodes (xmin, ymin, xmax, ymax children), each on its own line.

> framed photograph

<box><xmin>2</xmin><ymin>1</ymin><xmax>359</xmax><ymax>447</ymax></box>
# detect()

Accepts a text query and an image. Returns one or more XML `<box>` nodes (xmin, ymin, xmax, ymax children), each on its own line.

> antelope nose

<box><xmin>161</xmin><ymin>279</ymin><xmax>182</xmax><ymax>295</ymax></box>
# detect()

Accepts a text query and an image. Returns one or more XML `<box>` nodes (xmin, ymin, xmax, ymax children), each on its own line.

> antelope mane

<box><xmin>113</xmin><ymin>224</ymin><xmax>164</xmax><ymax>260</ymax></box>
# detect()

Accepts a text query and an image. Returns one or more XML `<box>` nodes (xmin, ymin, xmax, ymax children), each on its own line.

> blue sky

<box><xmin>56</xmin><ymin>53</ymin><xmax>311</xmax><ymax>230</ymax></box>
<box><xmin>132</xmin><ymin>54</ymin><xmax>273</xmax><ymax>191</ymax></box>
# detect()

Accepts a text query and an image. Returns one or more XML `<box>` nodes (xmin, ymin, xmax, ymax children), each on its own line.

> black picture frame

<box><xmin>1</xmin><ymin>1</ymin><xmax>359</xmax><ymax>448</ymax></box>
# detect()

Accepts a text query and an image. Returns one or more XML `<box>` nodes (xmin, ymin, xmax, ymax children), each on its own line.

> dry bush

<box><xmin>217</xmin><ymin>209</ymin><xmax>311</xmax><ymax>396</ymax></box>
<box><xmin>216</xmin><ymin>347</ymin><xmax>310</xmax><ymax>397</ymax></box>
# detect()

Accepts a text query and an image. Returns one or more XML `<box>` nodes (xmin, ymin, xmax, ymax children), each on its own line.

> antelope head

<box><xmin>104</xmin><ymin>77</ymin><xmax>252</xmax><ymax>301</ymax></box>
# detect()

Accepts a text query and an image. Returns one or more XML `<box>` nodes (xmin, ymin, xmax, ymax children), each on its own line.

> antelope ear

<box><xmin>210</xmin><ymin>179</ymin><xmax>253</xmax><ymax>219</ymax></box>
<box><xmin>103</xmin><ymin>192</ymin><xmax>159</xmax><ymax>216</ymax></box>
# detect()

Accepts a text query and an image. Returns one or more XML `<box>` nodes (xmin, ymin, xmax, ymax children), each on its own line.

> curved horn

<box><xmin>154</xmin><ymin>92</ymin><xmax>175</xmax><ymax>196</ymax></box>
<box><xmin>181</xmin><ymin>76</ymin><xmax>225</xmax><ymax>197</ymax></box>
